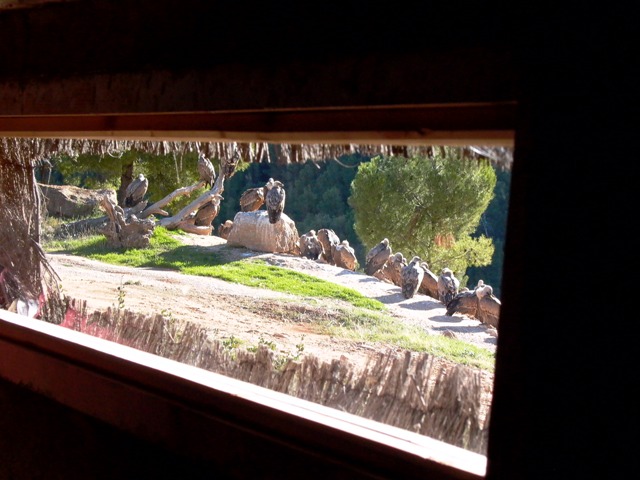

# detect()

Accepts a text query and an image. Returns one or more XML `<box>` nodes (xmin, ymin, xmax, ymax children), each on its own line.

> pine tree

<box><xmin>349</xmin><ymin>147</ymin><xmax>496</xmax><ymax>285</ymax></box>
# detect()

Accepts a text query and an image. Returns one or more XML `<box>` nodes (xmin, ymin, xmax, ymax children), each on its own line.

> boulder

<box><xmin>40</xmin><ymin>184</ymin><xmax>117</xmax><ymax>219</ymax></box>
<box><xmin>226</xmin><ymin>211</ymin><xmax>299</xmax><ymax>253</ymax></box>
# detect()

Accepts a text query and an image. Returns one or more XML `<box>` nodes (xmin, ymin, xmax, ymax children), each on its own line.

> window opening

<box><xmin>1</xmin><ymin>137</ymin><xmax>511</xmax><ymax>457</ymax></box>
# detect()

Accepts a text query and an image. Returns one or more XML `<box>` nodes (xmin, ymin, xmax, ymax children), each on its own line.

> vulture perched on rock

<box><xmin>124</xmin><ymin>173</ymin><xmax>148</xmax><ymax>207</ymax></box>
<box><xmin>194</xmin><ymin>194</ymin><xmax>223</xmax><ymax>226</ymax></box>
<box><xmin>265</xmin><ymin>179</ymin><xmax>286</xmax><ymax>224</ymax></box>
<box><xmin>374</xmin><ymin>252</ymin><xmax>406</xmax><ymax>287</ymax></box>
<box><xmin>317</xmin><ymin>228</ymin><xmax>340</xmax><ymax>264</ymax></box>
<box><xmin>365</xmin><ymin>238</ymin><xmax>392</xmax><ymax>275</ymax></box>
<box><xmin>418</xmin><ymin>261</ymin><xmax>440</xmax><ymax>299</ymax></box>
<box><xmin>332</xmin><ymin>240</ymin><xmax>357</xmax><ymax>271</ymax></box>
<box><xmin>437</xmin><ymin>268</ymin><xmax>460</xmax><ymax>306</ymax></box>
<box><xmin>445</xmin><ymin>287</ymin><xmax>478</xmax><ymax>317</ymax></box>
<box><xmin>298</xmin><ymin>230</ymin><xmax>323</xmax><ymax>260</ymax></box>
<box><xmin>445</xmin><ymin>280</ymin><xmax>501</xmax><ymax>329</ymax></box>
<box><xmin>239</xmin><ymin>186</ymin><xmax>266</xmax><ymax>212</ymax></box>
<box><xmin>198</xmin><ymin>153</ymin><xmax>216</xmax><ymax>189</ymax></box>
<box><xmin>401</xmin><ymin>256</ymin><xmax>425</xmax><ymax>299</ymax></box>
<box><xmin>476</xmin><ymin>282</ymin><xmax>501</xmax><ymax>329</ymax></box>
<box><xmin>217</xmin><ymin>220</ymin><xmax>234</xmax><ymax>239</ymax></box>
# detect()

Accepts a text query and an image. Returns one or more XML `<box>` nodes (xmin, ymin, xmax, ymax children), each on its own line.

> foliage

<box><xmin>44</xmin><ymin>227</ymin><xmax>384</xmax><ymax>311</ymax></box>
<box><xmin>349</xmin><ymin>148</ymin><xmax>497</xmax><ymax>286</ymax></box>
<box><xmin>52</xmin><ymin>153</ymin><xmax>123</xmax><ymax>190</ymax></box>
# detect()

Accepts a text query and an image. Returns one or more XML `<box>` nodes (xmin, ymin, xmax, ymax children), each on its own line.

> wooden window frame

<box><xmin>0</xmin><ymin>104</ymin><xmax>514</xmax><ymax>479</ymax></box>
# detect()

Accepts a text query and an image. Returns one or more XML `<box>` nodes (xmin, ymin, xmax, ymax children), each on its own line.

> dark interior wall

<box><xmin>0</xmin><ymin>0</ymin><xmax>514</xmax><ymax>75</ymax></box>
<box><xmin>0</xmin><ymin>0</ymin><xmax>517</xmax><ymax>115</ymax></box>
<box><xmin>0</xmin><ymin>377</ymin><xmax>390</xmax><ymax>480</ymax></box>
<box><xmin>487</xmin><ymin>6</ymin><xmax>635</xmax><ymax>478</ymax></box>
<box><xmin>0</xmin><ymin>378</ymin><xmax>227</xmax><ymax>480</ymax></box>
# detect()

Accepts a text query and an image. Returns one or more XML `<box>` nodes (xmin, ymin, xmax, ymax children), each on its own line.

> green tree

<box><xmin>349</xmin><ymin>148</ymin><xmax>496</xmax><ymax>285</ymax></box>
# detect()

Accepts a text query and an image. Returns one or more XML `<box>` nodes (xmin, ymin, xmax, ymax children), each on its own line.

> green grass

<box><xmin>318</xmin><ymin>307</ymin><xmax>494</xmax><ymax>371</ymax></box>
<box><xmin>45</xmin><ymin>227</ymin><xmax>384</xmax><ymax>311</ymax></box>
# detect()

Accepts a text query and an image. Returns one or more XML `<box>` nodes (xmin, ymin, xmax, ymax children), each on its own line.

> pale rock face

<box><xmin>226</xmin><ymin>211</ymin><xmax>299</xmax><ymax>253</ymax></box>
<box><xmin>40</xmin><ymin>184</ymin><xmax>117</xmax><ymax>219</ymax></box>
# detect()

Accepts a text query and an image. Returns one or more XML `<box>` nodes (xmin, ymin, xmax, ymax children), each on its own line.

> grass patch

<box><xmin>44</xmin><ymin>227</ymin><xmax>384</xmax><ymax>311</ymax></box>
<box><xmin>319</xmin><ymin>307</ymin><xmax>495</xmax><ymax>371</ymax></box>
<box><xmin>238</xmin><ymin>298</ymin><xmax>495</xmax><ymax>372</ymax></box>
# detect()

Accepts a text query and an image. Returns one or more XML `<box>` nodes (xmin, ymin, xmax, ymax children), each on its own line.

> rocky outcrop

<box><xmin>40</xmin><ymin>184</ymin><xmax>116</xmax><ymax>219</ymax></box>
<box><xmin>226</xmin><ymin>211</ymin><xmax>299</xmax><ymax>253</ymax></box>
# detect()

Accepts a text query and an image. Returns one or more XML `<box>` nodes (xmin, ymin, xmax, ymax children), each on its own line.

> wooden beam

<box><xmin>0</xmin><ymin>104</ymin><xmax>515</xmax><ymax>145</ymax></box>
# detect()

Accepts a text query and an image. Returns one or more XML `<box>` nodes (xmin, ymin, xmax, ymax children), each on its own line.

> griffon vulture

<box><xmin>475</xmin><ymin>282</ymin><xmax>501</xmax><ymax>329</ymax></box>
<box><xmin>194</xmin><ymin>194</ymin><xmax>223</xmax><ymax>226</ymax></box>
<box><xmin>331</xmin><ymin>240</ymin><xmax>358</xmax><ymax>271</ymax></box>
<box><xmin>437</xmin><ymin>268</ymin><xmax>460</xmax><ymax>306</ymax></box>
<box><xmin>217</xmin><ymin>220</ymin><xmax>234</xmax><ymax>239</ymax></box>
<box><xmin>445</xmin><ymin>288</ymin><xmax>478</xmax><ymax>317</ymax></box>
<box><xmin>317</xmin><ymin>228</ymin><xmax>340</xmax><ymax>264</ymax></box>
<box><xmin>239</xmin><ymin>186</ymin><xmax>266</xmax><ymax>212</ymax></box>
<box><xmin>265</xmin><ymin>179</ymin><xmax>286</xmax><ymax>224</ymax></box>
<box><xmin>401</xmin><ymin>256</ymin><xmax>425</xmax><ymax>299</ymax></box>
<box><xmin>365</xmin><ymin>238</ymin><xmax>392</xmax><ymax>275</ymax></box>
<box><xmin>298</xmin><ymin>230</ymin><xmax>323</xmax><ymax>260</ymax></box>
<box><xmin>198</xmin><ymin>153</ymin><xmax>216</xmax><ymax>189</ymax></box>
<box><xmin>124</xmin><ymin>173</ymin><xmax>148</xmax><ymax>207</ymax></box>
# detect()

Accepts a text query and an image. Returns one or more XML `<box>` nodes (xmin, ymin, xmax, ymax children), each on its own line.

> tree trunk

<box><xmin>101</xmin><ymin>196</ymin><xmax>155</xmax><ymax>248</ymax></box>
<box><xmin>0</xmin><ymin>138</ymin><xmax>59</xmax><ymax>312</ymax></box>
